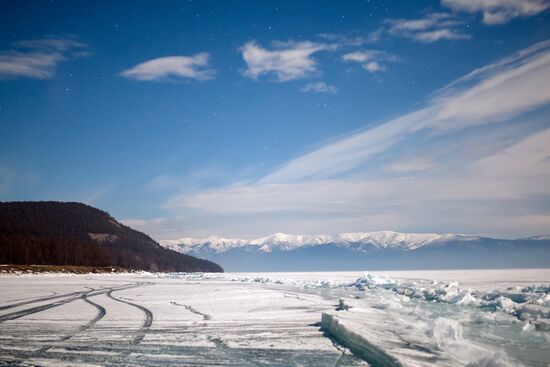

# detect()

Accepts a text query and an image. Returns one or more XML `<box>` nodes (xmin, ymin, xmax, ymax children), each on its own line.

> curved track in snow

<box><xmin>0</xmin><ymin>290</ymin><xmax>86</xmax><ymax>312</ymax></box>
<box><xmin>0</xmin><ymin>277</ymin><xmax>370</xmax><ymax>366</ymax></box>
<box><xmin>0</xmin><ymin>284</ymin><xmax>138</xmax><ymax>323</ymax></box>
<box><xmin>107</xmin><ymin>287</ymin><xmax>153</xmax><ymax>346</ymax></box>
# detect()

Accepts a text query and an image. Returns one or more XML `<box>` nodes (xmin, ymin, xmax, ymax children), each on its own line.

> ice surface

<box><xmin>0</xmin><ymin>269</ymin><xmax>549</xmax><ymax>366</ymax></box>
<box><xmin>0</xmin><ymin>273</ymin><xmax>367</xmax><ymax>366</ymax></box>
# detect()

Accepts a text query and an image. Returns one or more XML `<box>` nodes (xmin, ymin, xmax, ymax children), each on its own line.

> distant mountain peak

<box><xmin>159</xmin><ymin>230</ymin><xmax>550</xmax><ymax>272</ymax></box>
<box><xmin>160</xmin><ymin>230</ymin><xmax>476</xmax><ymax>254</ymax></box>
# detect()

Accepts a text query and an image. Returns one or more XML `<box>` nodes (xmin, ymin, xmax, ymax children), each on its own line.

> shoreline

<box><xmin>0</xmin><ymin>264</ymin><xmax>133</xmax><ymax>275</ymax></box>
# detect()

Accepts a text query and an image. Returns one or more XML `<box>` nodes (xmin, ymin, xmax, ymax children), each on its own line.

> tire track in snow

<box><xmin>170</xmin><ymin>301</ymin><xmax>211</xmax><ymax>320</ymax></box>
<box><xmin>107</xmin><ymin>288</ymin><xmax>153</xmax><ymax>346</ymax></box>
<box><xmin>0</xmin><ymin>284</ymin><xmax>125</xmax><ymax>311</ymax></box>
<box><xmin>0</xmin><ymin>290</ymin><xmax>86</xmax><ymax>311</ymax></box>
<box><xmin>58</xmin><ymin>290</ymin><xmax>107</xmax><ymax>341</ymax></box>
<box><xmin>0</xmin><ymin>291</ymin><xmax>57</xmax><ymax>306</ymax></box>
<box><xmin>2</xmin><ymin>284</ymin><xmax>143</xmax><ymax>365</ymax></box>
<box><xmin>0</xmin><ymin>284</ymin><xmax>135</xmax><ymax>323</ymax></box>
<box><xmin>31</xmin><ymin>290</ymin><xmax>108</xmax><ymax>357</ymax></box>
<box><xmin>9</xmin><ymin>289</ymin><xmax>109</xmax><ymax>366</ymax></box>
<box><xmin>0</xmin><ymin>294</ymin><xmax>86</xmax><ymax>322</ymax></box>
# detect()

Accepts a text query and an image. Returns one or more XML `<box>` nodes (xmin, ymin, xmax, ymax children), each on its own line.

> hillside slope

<box><xmin>0</xmin><ymin>201</ymin><xmax>222</xmax><ymax>272</ymax></box>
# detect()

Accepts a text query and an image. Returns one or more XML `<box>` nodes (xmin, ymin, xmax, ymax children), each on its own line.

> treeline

<box><xmin>0</xmin><ymin>201</ymin><xmax>223</xmax><ymax>272</ymax></box>
<box><xmin>0</xmin><ymin>235</ymin><xmax>110</xmax><ymax>267</ymax></box>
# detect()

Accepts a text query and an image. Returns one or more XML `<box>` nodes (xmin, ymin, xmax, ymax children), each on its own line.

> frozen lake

<box><xmin>0</xmin><ymin>269</ymin><xmax>549</xmax><ymax>366</ymax></box>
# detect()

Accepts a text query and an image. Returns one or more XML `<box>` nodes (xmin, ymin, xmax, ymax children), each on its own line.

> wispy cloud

<box><xmin>0</xmin><ymin>37</ymin><xmax>90</xmax><ymax>79</ymax></box>
<box><xmin>135</xmin><ymin>40</ymin><xmax>550</xmax><ymax>239</ymax></box>
<box><xmin>171</xmin><ymin>127</ymin><xmax>550</xmax><ymax>214</ymax></box>
<box><xmin>161</xmin><ymin>127</ymin><xmax>550</xmax><ymax>238</ymax></box>
<box><xmin>240</xmin><ymin>41</ymin><xmax>327</xmax><ymax>82</ymax></box>
<box><xmin>443</xmin><ymin>0</ymin><xmax>550</xmax><ymax>25</ymax></box>
<box><xmin>342</xmin><ymin>50</ymin><xmax>399</xmax><ymax>73</ymax></box>
<box><xmin>15</xmin><ymin>38</ymin><xmax>89</xmax><ymax>53</ymax></box>
<box><xmin>412</xmin><ymin>28</ymin><xmax>470</xmax><ymax>42</ymax></box>
<box><xmin>0</xmin><ymin>52</ymin><xmax>64</xmax><ymax>80</ymax></box>
<box><xmin>384</xmin><ymin>159</ymin><xmax>436</xmax><ymax>173</ymax></box>
<box><xmin>386</xmin><ymin>12</ymin><xmax>470</xmax><ymax>43</ymax></box>
<box><xmin>261</xmin><ymin>40</ymin><xmax>550</xmax><ymax>183</ymax></box>
<box><xmin>301</xmin><ymin>81</ymin><xmax>338</xmax><ymax>94</ymax></box>
<box><xmin>121</xmin><ymin>53</ymin><xmax>215</xmax><ymax>82</ymax></box>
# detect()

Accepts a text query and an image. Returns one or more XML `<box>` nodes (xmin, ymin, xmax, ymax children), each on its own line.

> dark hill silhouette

<box><xmin>0</xmin><ymin>201</ymin><xmax>222</xmax><ymax>272</ymax></box>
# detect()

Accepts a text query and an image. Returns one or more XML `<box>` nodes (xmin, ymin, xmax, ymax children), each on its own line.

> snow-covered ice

<box><xmin>0</xmin><ymin>269</ymin><xmax>549</xmax><ymax>366</ymax></box>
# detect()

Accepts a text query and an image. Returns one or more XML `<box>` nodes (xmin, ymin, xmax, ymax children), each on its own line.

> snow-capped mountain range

<box><xmin>160</xmin><ymin>231</ymin><xmax>550</xmax><ymax>272</ymax></box>
<box><xmin>160</xmin><ymin>231</ymin><xmax>475</xmax><ymax>254</ymax></box>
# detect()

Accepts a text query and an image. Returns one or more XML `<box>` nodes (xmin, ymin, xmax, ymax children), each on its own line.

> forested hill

<box><xmin>0</xmin><ymin>201</ymin><xmax>223</xmax><ymax>273</ymax></box>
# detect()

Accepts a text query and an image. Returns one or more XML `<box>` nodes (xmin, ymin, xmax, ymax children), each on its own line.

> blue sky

<box><xmin>1</xmin><ymin>0</ymin><xmax>550</xmax><ymax>240</ymax></box>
